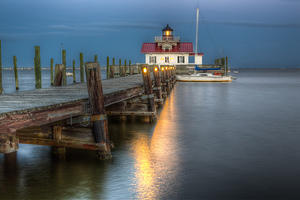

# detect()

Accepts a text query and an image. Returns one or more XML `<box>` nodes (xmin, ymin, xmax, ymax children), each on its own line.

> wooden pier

<box><xmin>0</xmin><ymin>63</ymin><xmax>176</xmax><ymax>159</ymax></box>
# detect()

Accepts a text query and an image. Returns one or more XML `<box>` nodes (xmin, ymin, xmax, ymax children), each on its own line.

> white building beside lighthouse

<box><xmin>141</xmin><ymin>24</ymin><xmax>203</xmax><ymax>66</ymax></box>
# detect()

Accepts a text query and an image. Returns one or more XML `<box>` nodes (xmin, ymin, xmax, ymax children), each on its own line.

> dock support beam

<box><xmin>52</xmin><ymin>126</ymin><xmax>66</xmax><ymax>159</ymax></box>
<box><xmin>0</xmin><ymin>134</ymin><xmax>19</xmax><ymax>154</ymax></box>
<box><xmin>153</xmin><ymin>66</ymin><xmax>163</xmax><ymax>105</ymax></box>
<box><xmin>142</xmin><ymin>65</ymin><xmax>156</xmax><ymax>120</ymax></box>
<box><xmin>54</xmin><ymin>64</ymin><xmax>65</xmax><ymax>86</ymax></box>
<box><xmin>86</xmin><ymin>62</ymin><xmax>111</xmax><ymax>159</ymax></box>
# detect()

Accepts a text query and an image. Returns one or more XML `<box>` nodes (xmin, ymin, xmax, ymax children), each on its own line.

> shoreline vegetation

<box><xmin>1</xmin><ymin>67</ymin><xmax>106</xmax><ymax>70</ymax></box>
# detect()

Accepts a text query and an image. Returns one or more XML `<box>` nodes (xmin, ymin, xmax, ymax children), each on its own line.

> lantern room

<box><xmin>162</xmin><ymin>24</ymin><xmax>173</xmax><ymax>39</ymax></box>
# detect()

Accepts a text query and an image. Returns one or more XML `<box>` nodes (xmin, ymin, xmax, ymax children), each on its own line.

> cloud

<box><xmin>201</xmin><ymin>20</ymin><xmax>300</xmax><ymax>29</ymax></box>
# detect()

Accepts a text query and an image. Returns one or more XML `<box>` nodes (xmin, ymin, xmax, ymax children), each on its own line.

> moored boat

<box><xmin>176</xmin><ymin>73</ymin><xmax>232</xmax><ymax>82</ymax></box>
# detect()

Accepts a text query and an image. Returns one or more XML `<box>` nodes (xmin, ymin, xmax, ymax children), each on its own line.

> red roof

<box><xmin>141</xmin><ymin>42</ymin><xmax>193</xmax><ymax>53</ymax></box>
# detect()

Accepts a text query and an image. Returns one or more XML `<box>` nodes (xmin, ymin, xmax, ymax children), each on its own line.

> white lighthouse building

<box><xmin>141</xmin><ymin>24</ymin><xmax>203</xmax><ymax>67</ymax></box>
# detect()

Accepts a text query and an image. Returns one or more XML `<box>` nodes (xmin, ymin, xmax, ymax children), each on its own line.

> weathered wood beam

<box><xmin>85</xmin><ymin>62</ymin><xmax>111</xmax><ymax>159</ymax></box>
<box><xmin>153</xmin><ymin>66</ymin><xmax>163</xmax><ymax>105</ymax></box>
<box><xmin>0</xmin><ymin>134</ymin><xmax>19</xmax><ymax>153</ymax></box>
<box><xmin>141</xmin><ymin>65</ymin><xmax>156</xmax><ymax>117</ymax></box>
<box><xmin>0</xmin><ymin>102</ymin><xmax>85</xmax><ymax>134</ymax></box>
<box><xmin>106</xmin><ymin>111</ymin><xmax>155</xmax><ymax>116</ymax></box>
<box><xmin>54</xmin><ymin>64</ymin><xmax>65</xmax><ymax>86</ymax></box>
<box><xmin>17</xmin><ymin>126</ymin><xmax>105</xmax><ymax>151</ymax></box>
<box><xmin>19</xmin><ymin>137</ymin><xmax>105</xmax><ymax>151</ymax></box>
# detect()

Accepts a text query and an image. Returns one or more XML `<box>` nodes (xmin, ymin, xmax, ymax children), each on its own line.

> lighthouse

<box><xmin>141</xmin><ymin>24</ymin><xmax>203</xmax><ymax>67</ymax></box>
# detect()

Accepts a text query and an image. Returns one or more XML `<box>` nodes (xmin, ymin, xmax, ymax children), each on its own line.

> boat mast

<box><xmin>195</xmin><ymin>8</ymin><xmax>199</xmax><ymax>54</ymax></box>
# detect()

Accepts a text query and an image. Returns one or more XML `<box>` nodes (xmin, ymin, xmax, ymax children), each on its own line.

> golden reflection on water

<box><xmin>133</xmin><ymin>92</ymin><xmax>180</xmax><ymax>199</ymax></box>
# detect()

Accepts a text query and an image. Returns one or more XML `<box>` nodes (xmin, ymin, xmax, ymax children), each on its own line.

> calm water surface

<box><xmin>1</xmin><ymin>69</ymin><xmax>300</xmax><ymax>199</ymax></box>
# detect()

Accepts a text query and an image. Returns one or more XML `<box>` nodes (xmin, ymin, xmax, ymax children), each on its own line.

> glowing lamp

<box><xmin>143</xmin><ymin>68</ymin><xmax>147</xmax><ymax>73</ymax></box>
<box><xmin>154</xmin><ymin>67</ymin><xmax>158</xmax><ymax>72</ymax></box>
<box><xmin>161</xmin><ymin>67</ymin><xmax>165</xmax><ymax>71</ymax></box>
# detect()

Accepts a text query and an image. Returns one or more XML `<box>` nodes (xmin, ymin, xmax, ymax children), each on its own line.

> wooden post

<box><xmin>34</xmin><ymin>46</ymin><xmax>41</xmax><ymax>89</ymax></box>
<box><xmin>13</xmin><ymin>56</ymin><xmax>19</xmax><ymax>90</ymax></box>
<box><xmin>85</xmin><ymin>62</ymin><xmax>111</xmax><ymax>159</ymax></box>
<box><xmin>52</xmin><ymin>126</ymin><xmax>65</xmax><ymax>159</ymax></box>
<box><xmin>94</xmin><ymin>54</ymin><xmax>98</xmax><ymax>63</ymax></box>
<box><xmin>72</xmin><ymin>59</ymin><xmax>76</xmax><ymax>83</ymax></box>
<box><xmin>80</xmin><ymin>52</ymin><xmax>84</xmax><ymax>82</ymax></box>
<box><xmin>106</xmin><ymin>56</ymin><xmax>110</xmax><ymax>79</ymax></box>
<box><xmin>110</xmin><ymin>57</ymin><xmax>115</xmax><ymax>78</ymax></box>
<box><xmin>129</xmin><ymin>60</ymin><xmax>133</xmax><ymax>75</ymax></box>
<box><xmin>141</xmin><ymin>65</ymin><xmax>156</xmax><ymax>115</ymax></box>
<box><xmin>0</xmin><ymin>134</ymin><xmax>19</xmax><ymax>154</ymax></box>
<box><xmin>50</xmin><ymin>58</ymin><xmax>54</xmax><ymax>85</ymax></box>
<box><xmin>165</xmin><ymin>67</ymin><xmax>171</xmax><ymax>94</ymax></box>
<box><xmin>153</xmin><ymin>66</ymin><xmax>163</xmax><ymax>104</ymax></box>
<box><xmin>62</xmin><ymin>49</ymin><xmax>67</xmax><ymax>85</ymax></box>
<box><xmin>119</xmin><ymin>59</ymin><xmax>122</xmax><ymax>77</ymax></box>
<box><xmin>110</xmin><ymin>65</ymin><xmax>115</xmax><ymax>79</ymax></box>
<box><xmin>124</xmin><ymin>59</ymin><xmax>127</xmax><ymax>75</ymax></box>
<box><xmin>160</xmin><ymin>66</ymin><xmax>166</xmax><ymax>98</ymax></box>
<box><xmin>0</xmin><ymin>40</ymin><xmax>3</xmax><ymax>94</ymax></box>
<box><xmin>54</xmin><ymin>64</ymin><xmax>65</xmax><ymax>86</ymax></box>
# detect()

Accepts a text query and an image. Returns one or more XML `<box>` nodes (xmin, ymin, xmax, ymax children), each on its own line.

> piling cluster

<box><xmin>215</xmin><ymin>56</ymin><xmax>229</xmax><ymax>75</ymax></box>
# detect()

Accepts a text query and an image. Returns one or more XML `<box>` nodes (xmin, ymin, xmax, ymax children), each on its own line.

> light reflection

<box><xmin>133</xmin><ymin>90</ymin><xmax>180</xmax><ymax>199</ymax></box>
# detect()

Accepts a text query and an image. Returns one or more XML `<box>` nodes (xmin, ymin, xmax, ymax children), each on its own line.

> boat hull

<box><xmin>176</xmin><ymin>75</ymin><xmax>232</xmax><ymax>82</ymax></box>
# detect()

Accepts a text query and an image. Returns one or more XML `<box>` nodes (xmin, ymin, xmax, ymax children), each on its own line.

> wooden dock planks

<box><xmin>0</xmin><ymin>74</ymin><xmax>143</xmax><ymax>115</ymax></box>
<box><xmin>0</xmin><ymin>74</ymin><xmax>145</xmax><ymax>134</ymax></box>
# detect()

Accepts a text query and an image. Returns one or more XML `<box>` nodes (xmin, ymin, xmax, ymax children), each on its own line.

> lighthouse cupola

<box><xmin>162</xmin><ymin>24</ymin><xmax>173</xmax><ymax>39</ymax></box>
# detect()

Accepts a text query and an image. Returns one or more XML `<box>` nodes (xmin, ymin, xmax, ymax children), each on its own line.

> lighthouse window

<box><xmin>178</xmin><ymin>56</ymin><xmax>185</xmax><ymax>63</ymax></box>
<box><xmin>165</xmin><ymin>56</ymin><xmax>170</xmax><ymax>63</ymax></box>
<box><xmin>149</xmin><ymin>56</ymin><xmax>156</xmax><ymax>64</ymax></box>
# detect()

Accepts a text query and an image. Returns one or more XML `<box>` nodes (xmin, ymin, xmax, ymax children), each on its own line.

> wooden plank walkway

<box><xmin>0</xmin><ymin>65</ymin><xmax>177</xmax><ymax>156</ymax></box>
<box><xmin>0</xmin><ymin>74</ymin><xmax>145</xmax><ymax>134</ymax></box>
<box><xmin>0</xmin><ymin>74</ymin><xmax>143</xmax><ymax>114</ymax></box>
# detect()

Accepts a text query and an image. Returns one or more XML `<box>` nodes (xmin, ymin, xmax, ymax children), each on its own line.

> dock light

<box><xmin>154</xmin><ymin>67</ymin><xmax>158</xmax><ymax>72</ymax></box>
<box><xmin>161</xmin><ymin>67</ymin><xmax>165</xmax><ymax>71</ymax></box>
<box><xmin>143</xmin><ymin>67</ymin><xmax>147</xmax><ymax>73</ymax></box>
<box><xmin>165</xmin><ymin>67</ymin><xmax>168</xmax><ymax>70</ymax></box>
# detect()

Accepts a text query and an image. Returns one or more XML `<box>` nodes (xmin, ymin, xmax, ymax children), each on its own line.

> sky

<box><xmin>0</xmin><ymin>0</ymin><xmax>300</xmax><ymax>68</ymax></box>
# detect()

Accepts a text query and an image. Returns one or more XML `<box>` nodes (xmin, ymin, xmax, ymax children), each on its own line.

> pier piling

<box><xmin>142</xmin><ymin>65</ymin><xmax>156</xmax><ymax>118</ymax></box>
<box><xmin>50</xmin><ymin>58</ymin><xmax>54</xmax><ymax>85</ymax></box>
<box><xmin>73</xmin><ymin>59</ymin><xmax>76</xmax><ymax>83</ymax></box>
<box><xmin>153</xmin><ymin>66</ymin><xmax>163</xmax><ymax>105</ymax></box>
<box><xmin>34</xmin><ymin>46</ymin><xmax>41</xmax><ymax>89</ymax></box>
<box><xmin>62</xmin><ymin>49</ymin><xmax>67</xmax><ymax>85</ymax></box>
<box><xmin>94</xmin><ymin>54</ymin><xmax>98</xmax><ymax>63</ymax></box>
<box><xmin>13</xmin><ymin>56</ymin><xmax>19</xmax><ymax>90</ymax></box>
<box><xmin>0</xmin><ymin>40</ymin><xmax>3</xmax><ymax>94</ymax></box>
<box><xmin>85</xmin><ymin>62</ymin><xmax>111</xmax><ymax>159</ymax></box>
<box><xmin>54</xmin><ymin>64</ymin><xmax>65</xmax><ymax>86</ymax></box>
<box><xmin>80</xmin><ymin>52</ymin><xmax>84</xmax><ymax>83</ymax></box>
<box><xmin>106</xmin><ymin>56</ymin><xmax>110</xmax><ymax>79</ymax></box>
<box><xmin>124</xmin><ymin>59</ymin><xmax>127</xmax><ymax>76</ymax></box>
<box><xmin>52</xmin><ymin>126</ymin><xmax>66</xmax><ymax>159</ymax></box>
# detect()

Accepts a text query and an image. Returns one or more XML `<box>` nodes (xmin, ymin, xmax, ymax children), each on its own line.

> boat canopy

<box><xmin>195</xmin><ymin>66</ymin><xmax>221</xmax><ymax>71</ymax></box>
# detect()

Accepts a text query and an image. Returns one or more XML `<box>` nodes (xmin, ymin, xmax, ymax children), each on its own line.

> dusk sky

<box><xmin>0</xmin><ymin>0</ymin><xmax>299</xmax><ymax>68</ymax></box>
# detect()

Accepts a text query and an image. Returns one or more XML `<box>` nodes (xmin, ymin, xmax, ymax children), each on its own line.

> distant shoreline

<box><xmin>1</xmin><ymin>67</ymin><xmax>106</xmax><ymax>70</ymax></box>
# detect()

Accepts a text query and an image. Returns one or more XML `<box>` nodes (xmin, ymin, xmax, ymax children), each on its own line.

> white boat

<box><xmin>176</xmin><ymin>73</ymin><xmax>232</xmax><ymax>82</ymax></box>
<box><xmin>66</xmin><ymin>72</ymin><xmax>73</xmax><ymax>77</ymax></box>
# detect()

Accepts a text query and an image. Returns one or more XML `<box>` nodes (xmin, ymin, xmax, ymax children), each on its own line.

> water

<box><xmin>1</xmin><ymin>69</ymin><xmax>300</xmax><ymax>199</ymax></box>
<box><xmin>0</xmin><ymin>68</ymin><xmax>106</xmax><ymax>94</ymax></box>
